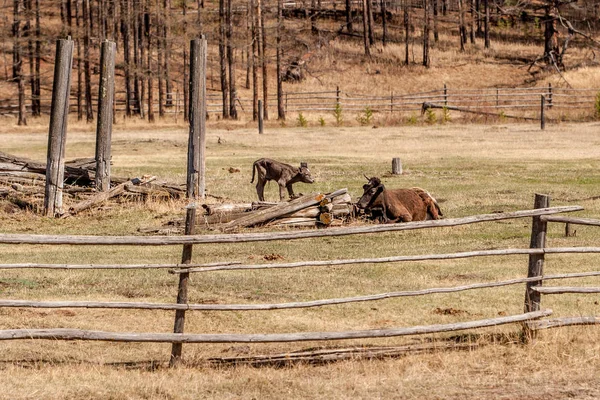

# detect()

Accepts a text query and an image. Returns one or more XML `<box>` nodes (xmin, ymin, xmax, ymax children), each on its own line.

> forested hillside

<box><xmin>1</xmin><ymin>0</ymin><xmax>599</xmax><ymax>125</ymax></box>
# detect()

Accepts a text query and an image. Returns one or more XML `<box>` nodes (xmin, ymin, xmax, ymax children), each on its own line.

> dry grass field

<box><xmin>1</xmin><ymin>117</ymin><xmax>600</xmax><ymax>399</ymax></box>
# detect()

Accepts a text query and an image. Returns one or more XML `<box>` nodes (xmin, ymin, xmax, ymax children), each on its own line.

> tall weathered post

<box><xmin>44</xmin><ymin>38</ymin><xmax>74</xmax><ymax>217</ymax></box>
<box><xmin>95</xmin><ymin>40</ymin><xmax>116</xmax><ymax>192</ymax></box>
<box><xmin>523</xmin><ymin>193</ymin><xmax>549</xmax><ymax>341</ymax></box>
<box><xmin>186</xmin><ymin>36</ymin><xmax>207</xmax><ymax>199</ymax></box>
<box><xmin>170</xmin><ymin>204</ymin><xmax>196</xmax><ymax>367</ymax></box>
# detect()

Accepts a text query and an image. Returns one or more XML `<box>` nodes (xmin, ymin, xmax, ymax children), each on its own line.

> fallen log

<box><xmin>0</xmin><ymin>151</ymin><xmax>95</xmax><ymax>185</ymax></box>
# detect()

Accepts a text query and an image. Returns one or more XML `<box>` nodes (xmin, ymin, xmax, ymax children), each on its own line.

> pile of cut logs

<box><xmin>202</xmin><ymin>189</ymin><xmax>354</xmax><ymax>231</ymax></box>
<box><xmin>0</xmin><ymin>151</ymin><xmax>185</xmax><ymax>215</ymax></box>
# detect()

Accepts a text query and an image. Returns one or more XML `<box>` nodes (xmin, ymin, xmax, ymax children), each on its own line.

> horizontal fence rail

<box><xmin>0</xmin><ymin>310</ymin><xmax>553</xmax><ymax>343</ymax></box>
<box><xmin>0</xmin><ymin>206</ymin><xmax>583</xmax><ymax>245</ymax></box>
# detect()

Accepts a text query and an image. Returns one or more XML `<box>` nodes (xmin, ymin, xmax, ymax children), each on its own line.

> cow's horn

<box><xmin>300</xmin><ymin>162</ymin><xmax>308</xmax><ymax>168</ymax></box>
<box><xmin>363</xmin><ymin>173</ymin><xmax>370</xmax><ymax>181</ymax></box>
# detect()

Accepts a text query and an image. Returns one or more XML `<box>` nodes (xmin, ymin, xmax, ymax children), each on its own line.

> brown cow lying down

<box><xmin>357</xmin><ymin>176</ymin><xmax>443</xmax><ymax>223</ymax></box>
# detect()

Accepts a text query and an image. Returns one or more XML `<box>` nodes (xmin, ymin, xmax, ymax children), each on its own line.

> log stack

<box><xmin>0</xmin><ymin>151</ymin><xmax>186</xmax><ymax>213</ymax></box>
<box><xmin>204</xmin><ymin>189</ymin><xmax>354</xmax><ymax>231</ymax></box>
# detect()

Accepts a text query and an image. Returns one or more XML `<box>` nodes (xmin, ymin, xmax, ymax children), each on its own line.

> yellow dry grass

<box><xmin>1</xmin><ymin>120</ymin><xmax>600</xmax><ymax>398</ymax></box>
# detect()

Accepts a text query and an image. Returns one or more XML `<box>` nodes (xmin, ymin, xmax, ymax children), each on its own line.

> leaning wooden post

<box><xmin>186</xmin><ymin>37</ymin><xmax>207</xmax><ymax>199</ymax></box>
<box><xmin>95</xmin><ymin>40</ymin><xmax>116</xmax><ymax>192</ymax></box>
<box><xmin>540</xmin><ymin>95</ymin><xmax>546</xmax><ymax>131</ymax></box>
<box><xmin>258</xmin><ymin>99</ymin><xmax>264</xmax><ymax>134</ymax></box>
<box><xmin>523</xmin><ymin>193</ymin><xmax>549</xmax><ymax>341</ymax></box>
<box><xmin>392</xmin><ymin>158</ymin><xmax>402</xmax><ymax>175</ymax></box>
<box><xmin>44</xmin><ymin>38</ymin><xmax>74</xmax><ymax>217</ymax></box>
<box><xmin>170</xmin><ymin>204</ymin><xmax>197</xmax><ymax>367</ymax></box>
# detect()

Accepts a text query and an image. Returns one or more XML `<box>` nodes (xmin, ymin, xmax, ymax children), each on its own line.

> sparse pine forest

<box><xmin>1</xmin><ymin>0</ymin><xmax>600</xmax><ymax>125</ymax></box>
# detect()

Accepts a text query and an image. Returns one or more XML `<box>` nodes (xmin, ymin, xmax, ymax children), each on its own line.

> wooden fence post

<box><xmin>390</xmin><ymin>91</ymin><xmax>394</xmax><ymax>113</ymax></box>
<box><xmin>44</xmin><ymin>38</ymin><xmax>74</xmax><ymax>217</ymax></box>
<box><xmin>443</xmin><ymin>83</ymin><xmax>447</xmax><ymax>107</ymax></box>
<box><xmin>95</xmin><ymin>40</ymin><xmax>116</xmax><ymax>192</ymax></box>
<box><xmin>540</xmin><ymin>95</ymin><xmax>546</xmax><ymax>131</ymax></box>
<box><xmin>496</xmin><ymin>87</ymin><xmax>499</xmax><ymax>107</ymax></box>
<box><xmin>392</xmin><ymin>158</ymin><xmax>402</xmax><ymax>175</ymax></box>
<box><xmin>523</xmin><ymin>193</ymin><xmax>549</xmax><ymax>341</ymax></box>
<box><xmin>258</xmin><ymin>99</ymin><xmax>264</xmax><ymax>134</ymax></box>
<box><xmin>336</xmin><ymin>86</ymin><xmax>340</xmax><ymax>105</ymax></box>
<box><xmin>170</xmin><ymin>204</ymin><xmax>197</xmax><ymax>367</ymax></box>
<box><xmin>547</xmin><ymin>82</ymin><xmax>553</xmax><ymax>109</ymax></box>
<box><xmin>186</xmin><ymin>36</ymin><xmax>207</xmax><ymax>200</ymax></box>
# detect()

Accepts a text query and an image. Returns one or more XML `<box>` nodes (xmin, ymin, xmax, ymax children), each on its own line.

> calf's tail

<box><xmin>251</xmin><ymin>162</ymin><xmax>257</xmax><ymax>183</ymax></box>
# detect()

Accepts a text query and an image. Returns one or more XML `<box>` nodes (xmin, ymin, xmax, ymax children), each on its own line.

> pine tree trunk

<box><xmin>138</xmin><ymin>2</ymin><xmax>146</xmax><ymax>119</ymax></box>
<box><xmin>366</xmin><ymin>0</ymin><xmax>375</xmax><ymax>45</ymax></box>
<box><xmin>381</xmin><ymin>0</ymin><xmax>387</xmax><ymax>46</ymax></box>
<box><xmin>543</xmin><ymin>1</ymin><xmax>560</xmax><ymax>67</ymax></box>
<box><xmin>362</xmin><ymin>0</ymin><xmax>370</xmax><ymax>56</ymax></box>
<box><xmin>33</xmin><ymin>0</ymin><xmax>41</xmax><ymax>116</ymax></box>
<box><xmin>227</xmin><ymin>0</ymin><xmax>237</xmax><ymax>119</ymax></box>
<box><xmin>121</xmin><ymin>0</ymin><xmax>132</xmax><ymax>117</ymax></box>
<box><xmin>76</xmin><ymin>0</ymin><xmax>83</xmax><ymax>120</ymax></box>
<box><xmin>83</xmin><ymin>0</ymin><xmax>94</xmax><ymax>122</ymax></box>
<box><xmin>157</xmin><ymin>0</ymin><xmax>164</xmax><ymax>118</ymax></box>
<box><xmin>484</xmin><ymin>0</ymin><xmax>490</xmax><ymax>48</ymax></box>
<box><xmin>404</xmin><ymin>1</ymin><xmax>409</xmax><ymax>64</ymax></box>
<box><xmin>469</xmin><ymin>0</ymin><xmax>475</xmax><ymax>44</ymax></box>
<box><xmin>146</xmin><ymin>0</ymin><xmax>154</xmax><ymax>122</ymax></box>
<box><xmin>423</xmin><ymin>0</ymin><xmax>429</xmax><ymax>67</ymax></box>
<box><xmin>260</xmin><ymin>0</ymin><xmax>268</xmax><ymax>120</ymax></box>
<box><xmin>182</xmin><ymin>0</ymin><xmax>188</xmax><ymax>122</ymax></box>
<box><xmin>276</xmin><ymin>0</ymin><xmax>284</xmax><ymax>120</ymax></box>
<box><xmin>245</xmin><ymin>0</ymin><xmax>251</xmax><ymax>90</ymax></box>
<box><xmin>433</xmin><ymin>0</ymin><xmax>439</xmax><ymax>42</ymax></box>
<box><xmin>345</xmin><ymin>0</ymin><xmax>353</xmax><ymax>33</ymax></box>
<box><xmin>251</xmin><ymin>0</ymin><xmax>258</xmax><ymax>120</ymax></box>
<box><xmin>219</xmin><ymin>0</ymin><xmax>229</xmax><ymax>119</ymax></box>
<box><xmin>13</xmin><ymin>0</ymin><xmax>27</xmax><ymax>125</ymax></box>
<box><xmin>458</xmin><ymin>0</ymin><xmax>466</xmax><ymax>52</ymax></box>
<box><xmin>133</xmin><ymin>0</ymin><xmax>142</xmax><ymax>116</ymax></box>
<box><xmin>25</xmin><ymin>0</ymin><xmax>36</xmax><ymax>116</ymax></box>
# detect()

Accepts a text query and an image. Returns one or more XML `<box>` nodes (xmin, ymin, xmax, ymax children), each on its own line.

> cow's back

<box><xmin>383</xmin><ymin>189</ymin><xmax>428</xmax><ymax>221</ymax></box>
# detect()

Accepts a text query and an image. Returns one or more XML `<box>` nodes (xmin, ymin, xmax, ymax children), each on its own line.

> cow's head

<box><xmin>357</xmin><ymin>175</ymin><xmax>384</xmax><ymax>209</ymax></box>
<box><xmin>298</xmin><ymin>162</ymin><xmax>315</xmax><ymax>184</ymax></box>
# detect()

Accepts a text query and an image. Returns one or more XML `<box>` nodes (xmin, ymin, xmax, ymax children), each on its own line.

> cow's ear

<box><xmin>300</xmin><ymin>162</ymin><xmax>308</xmax><ymax>168</ymax></box>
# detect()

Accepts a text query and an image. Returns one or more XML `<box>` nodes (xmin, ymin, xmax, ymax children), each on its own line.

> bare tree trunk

<box><xmin>543</xmin><ymin>1</ymin><xmax>561</xmax><ymax>67</ymax></box>
<box><xmin>182</xmin><ymin>0</ymin><xmax>188</xmax><ymax>122</ymax></box>
<box><xmin>260</xmin><ymin>0</ymin><xmax>268</xmax><ymax>121</ymax></box>
<box><xmin>146</xmin><ymin>0</ymin><xmax>154</xmax><ymax>122</ymax></box>
<box><xmin>33</xmin><ymin>0</ymin><xmax>41</xmax><ymax>116</ymax></box>
<box><xmin>121</xmin><ymin>0</ymin><xmax>132</xmax><ymax>117</ymax></box>
<box><xmin>245</xmin><ymin>0</ymin><xmax>251</xmax><ymax>90</ymax></box>
<box><xmin>133</xmin><ymin>0</ymin><xmax>142</xmax><ymax>116</ymax></box>
<box><xmin>163</xmin><ymin>0</ymin><xmax>172</xmax><ymax>109</ymax></box>
<box><xmin>83</xmin><ymin>0</ymin><xmax>93</xmax><ymax>122</ymax></box>
<box><xmin>458</xmin><ymin>0</ymin><xmax>466</xmax><ymax>52</ymax></box>
<box><xmin>345</xmin><ymin>0</ymin><xmax>353</xmax><ymax>33</ymax></box>
<box><xmin>433</xmin><ymin>0</ymin><xmax>439</xmax><ymax>42</ymax></box>
<box><xmin>423</xmin><ymin>0</ymin><xmax>429</xmax><ymax>67</ymax></box>
<box><xmin>403</xmin><ymin>0</ymin><xmax>409</xmax><ymax>64</ymax></box>
<box><xmin>76</xmin><ymin>0</ymin><xmax>83</xmax><ymax>120</ymax></box>
<box><xmin>381</xmin><ymin>0</ymin><xmax>387</xmax><ymax>46</ymax></box>
<box><xmin>276</xmin><ymin>0</ymin><xmax>284</xmax><ymax>120</ymax></box>
<box><xmin>362</xmin><ymin>0</ymin><xmax>370</xmax><ymax>56</ymax></box>
<box><xmin>251</xmin><ymin>0</ymin><xmax>258</xmax><ymax>120</ymax></box>
<box><xmin>366</xmin><ymin>0</ymin><xmax>375</xmax><ymax>45</ymax></box>
<box><xmin>469</xmin><ymin>0</ymin><xmax>475</xmax><ymax>44</ymax></box>
<box><xmin>138</xmin><ymin>2</ymin><xmax>146</xmax><ymax>119</ymax></box>
<box><xmin>25</xmin><ymin>0</ymin><xmax>36</xmax><ymax>116</ymax></box>
<box><xmin>157</xmin><ymin>0</ymin><xmax>164</xmax><ymax>118</ymax></box>
<box><xmin>13</xmin><ymin>0</ymin><xmax>27</xmax><ymax>125</ymax></box>
<box><xmin>227</xmin><ymin>0</ymin><xmax>237</xmax><ymax>119</ymax></box>
<box><xmin>476</xmin><ymin>0</ymin><xmax>482</xmax><ymax>36</ymax></box>
<box><xmin>484</xmin><ymin>0</ymin><xmax>490</xmax><ymax>48</ymax></box>
<box><xmin>219</xmin><ymin>0</ymin><xmax>229</xmax><ymax>119</ymax></box>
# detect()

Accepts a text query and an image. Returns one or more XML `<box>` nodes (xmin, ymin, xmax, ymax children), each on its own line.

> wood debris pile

<box><xmin>144</xmin><ymin>189</ymin><xmax>355</xmax><ymax>234</ymax></box>
<box><xmin>0</xmin><ymin>151</ymin><xmax>185</xmax><ymax>215</ymax></box>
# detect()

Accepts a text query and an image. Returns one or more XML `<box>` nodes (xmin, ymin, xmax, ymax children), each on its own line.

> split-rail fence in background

<box><xmin>2</xmin><ymin>85</ymin><xmax>597</xmax><ymax>123</ymax></box>
<box><xmin>1</xmin><ymin>194</ymin><xmax>600</xmax><ymax>365</ymax></box>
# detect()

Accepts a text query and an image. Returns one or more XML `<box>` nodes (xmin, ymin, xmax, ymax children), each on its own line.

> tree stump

<box><xmin>392</xmin><ymin>158</ymin><xmax>402</xmax><ymax>175</ymax></box>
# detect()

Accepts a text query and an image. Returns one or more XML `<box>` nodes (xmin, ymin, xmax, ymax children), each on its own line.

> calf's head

<box><xmin>297</xmin><ymin>162</ymin><xmax>315</xmax><ymax>184</ymax></box>
<box><xmin>357</xmin><ymin>176</ymin><xmax>384</xmax><ymax>209</ymax></box>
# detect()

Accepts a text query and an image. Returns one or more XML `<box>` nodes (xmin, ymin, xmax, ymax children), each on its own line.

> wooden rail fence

<box><xmin>2</xmin><ymin>85</ymin><xmax>598</xmax><ymax>123</ymax></box>
<box><xmin>1</xmin><ymin>196</ymin><xmax>599</xmax><ymax>364</ymax></box>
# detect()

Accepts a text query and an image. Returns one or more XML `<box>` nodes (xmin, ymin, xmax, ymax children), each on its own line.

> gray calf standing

<box><xmin>251</xmin><ymin>158</ymin><xmax>314</xmax><ymax>201</ymax></box>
